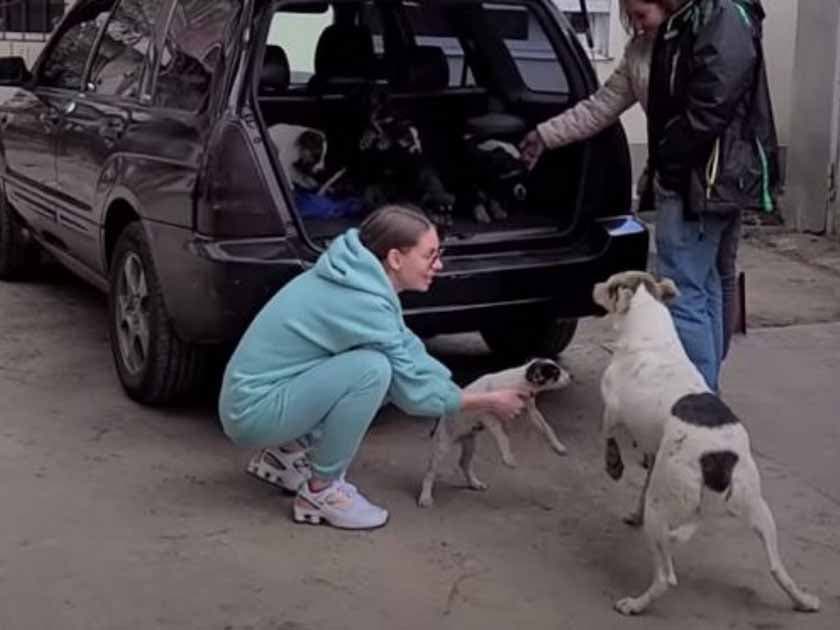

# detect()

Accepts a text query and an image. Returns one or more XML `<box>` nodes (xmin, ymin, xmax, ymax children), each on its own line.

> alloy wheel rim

<box><xmin>115</xmin><ymin>252</ymin><xmax>150</xmax><ymax>376</ymax></box>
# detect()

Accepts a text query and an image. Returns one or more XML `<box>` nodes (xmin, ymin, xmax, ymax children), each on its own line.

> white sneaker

<box><xmin>293</xmin><ymin>480</ymin><xmax>389</xmax><ymax>530</ymax></box>
<box><xmin>246</xmin><ymin>448</ymin><xmax>311</xmax><ymax>493</ymax></box>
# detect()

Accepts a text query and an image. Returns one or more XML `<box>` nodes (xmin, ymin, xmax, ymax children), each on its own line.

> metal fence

<box><xmin>0</xmin><ymin>0</ymin><xmax>67</xmax><ymax>42</ymax></box>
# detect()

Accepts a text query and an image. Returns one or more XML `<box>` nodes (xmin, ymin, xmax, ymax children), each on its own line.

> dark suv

<box><xmin>0</xmin><ymin>0</ymin><xmax>647</xmax><ymax>404</ymax></box>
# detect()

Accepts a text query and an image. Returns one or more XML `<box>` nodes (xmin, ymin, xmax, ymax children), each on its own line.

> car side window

<box><xmin>487</xmin><ymin>2</ymin><xmax>570</xmax><ymax>94</ymax></box>
<box><xmin>154</xmin><ymin>0</ymin><xmax>239</xmax><ymax>111</ymax></box>
<box><xmin>87</xmin><ymin>0</ymin><xmax>163</xmax><ymax>98</ymax></box>
<box><xmin>39</xmin><ymin>1</ymin><xmax>116</xmax><ymax>90</ymax></box>
<box><xmin>266</xmin><ymin>7</ymin><xmax>334</xmax><ymax>86</ymax></box>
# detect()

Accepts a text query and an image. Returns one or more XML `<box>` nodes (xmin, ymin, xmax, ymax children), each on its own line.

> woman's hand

<box><xmin>461</xmin><ymin>388</ymin><xmax>531</xmax><ymax>421</ymax></box>
<box><xmin>489</xmin><ymin>388</ymin><xmax>531</xmax><ymax>421</ymax></box>
<box><xmin>519</xmin><ymin>131</ymin><xmax>546</xmax><ymax>171</ymax></box>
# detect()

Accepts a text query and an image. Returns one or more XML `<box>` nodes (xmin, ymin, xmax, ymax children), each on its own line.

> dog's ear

<box><xmin>614</xmin><ymin>287</ymin><xmax>634</xmax><ymax>314</ymax></box>
<box><xmin>593</xmin><ymin>280</ymin><xmax>634</xmax><ymax>314</ymax></box>
<box><xmin>592</xmin><ymin>281</ymin><xmax>614</xmax><ymax>313</ymax></box>
<box><xmin>657</xmin><ymin>278</ymin><xmax>680</xmax><ymax>303</ymax></box>
<box><xmin>524</xmin><ymin>359</ymin><xmax>540</xmax><ymax>383</ymax></box>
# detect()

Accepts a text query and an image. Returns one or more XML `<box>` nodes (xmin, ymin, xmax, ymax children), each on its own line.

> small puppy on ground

<box><xmin>594</xmin><ymin>271</ymin><xmax>820</xmax><ymax>616</ymax></box>
<box><xmin>418</xmin><ymin>358</ymin><xmax>571</xmax><ymax>508</ymax></box>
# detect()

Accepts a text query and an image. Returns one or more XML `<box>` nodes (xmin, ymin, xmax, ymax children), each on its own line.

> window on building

<box><xmin>39</xmin><ymin>1</ymin><xmax>114</xmax><ymax>90</ymax></box>
<box><xmin>556</xmin><ymin>0</ymin><xmax>612</xmax><ymax>60</ymax></box>
<box><xmin>0</xmin><ymin>0</ymin><xmax>66</xmax><ymax>36</ymax></box>
<box><xmin>155</xmin><ymin>0</ymin><xmax>239</xmax><ymax>111</ymax></box>
<box><xmin>88</xmin><ymin>0</ymin><xmax>162</xmax><ymax>98</ymax></box>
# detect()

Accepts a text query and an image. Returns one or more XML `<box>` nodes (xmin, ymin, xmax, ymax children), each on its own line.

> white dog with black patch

<box><xmin>418</xmin><ymin>358</ymin><xmax>571</xmax><ymax>508</ymax></box>
<box><xmin>267</xmin><ymin>124</ymin><xmax>327</xmax><ymax>191</ymax></box>
<box><xmin>593</xmin><ymin>271</ymin><xmax>820</xmax><ymax>616</ymax></box>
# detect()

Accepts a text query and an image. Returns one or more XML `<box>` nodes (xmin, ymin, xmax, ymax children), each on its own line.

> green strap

<box><xmin>733</xmin><ymin>1</ymin><xmax>752</xmax><ymax>28</ymax></box>
<box><xmin>755</xmin><ymin>139</ymin><xmax>773</xmax><ymax>213</ymax></box>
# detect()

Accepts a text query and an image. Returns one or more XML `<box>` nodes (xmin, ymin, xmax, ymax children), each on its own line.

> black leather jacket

<box><xmin>647</xmin><ymin>0</ymin><xmax>778</xmax><ymax>218</ymax></box>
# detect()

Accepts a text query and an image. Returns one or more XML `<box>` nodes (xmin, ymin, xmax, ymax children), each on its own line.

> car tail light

<box><xmin>196</xmin><ymin>121</ymin><xmax>286</xmax><ymax>237</ymax></box>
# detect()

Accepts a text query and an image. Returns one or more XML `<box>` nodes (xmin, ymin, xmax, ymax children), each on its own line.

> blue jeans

<box><xmin>655</xmin><ymin>183</ymin><xmax>731</xmax><ymax>391</ymax></box>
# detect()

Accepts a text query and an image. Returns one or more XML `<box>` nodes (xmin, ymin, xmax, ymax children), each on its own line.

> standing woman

<box><xmin>519</xmin><ymin>0</ymin><xmax>750</xmax><ymax>366</ymax></box>
<box><xmin>219</xmin><ymin>205</ymin><xmax>529</xmax><ymax>530</ymax></box>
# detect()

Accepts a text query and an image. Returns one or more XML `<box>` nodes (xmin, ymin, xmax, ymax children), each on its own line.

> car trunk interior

<box><xmin>254</xmin><ymin>0</ymin><xmax>593</xmax><ymax>249</ymax></box>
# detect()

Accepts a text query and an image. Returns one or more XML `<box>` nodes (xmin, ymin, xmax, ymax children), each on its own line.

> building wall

<box><xmin>785</xmin><ymin>1</ymin><xmax>840</xmax><ymax>234</ymax></box>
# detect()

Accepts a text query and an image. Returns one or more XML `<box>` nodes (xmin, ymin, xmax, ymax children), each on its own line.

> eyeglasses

<box><xmin>396</xmin><ymin>246</ymin><xmax>445</xmax><ymax>267</ymax></box>
<box><xmin>422</xmin><ymin>247</ymin><xmax>445</xmax><ymax>266</ymax></box>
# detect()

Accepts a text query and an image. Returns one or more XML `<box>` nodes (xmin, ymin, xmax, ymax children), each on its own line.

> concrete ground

<box><xmin>1</xmin><ymin>230</ymin><xmax>839</xmax><ymax>630</ymax></box>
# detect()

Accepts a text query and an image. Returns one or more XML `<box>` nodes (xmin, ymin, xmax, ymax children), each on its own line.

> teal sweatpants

<box><xmin>245</xmin><ymin>349</ymin><xmax>392</xmax><ymax>478</ymax></box>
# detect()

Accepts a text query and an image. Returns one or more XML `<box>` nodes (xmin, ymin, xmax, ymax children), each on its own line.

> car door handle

<box><xmin>99</xmin><ymin>117</ymin><xmax>126</xmax><ymax>141</ymax></box>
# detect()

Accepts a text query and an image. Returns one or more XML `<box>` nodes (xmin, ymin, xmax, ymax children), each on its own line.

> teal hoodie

<box><xmin>218</xmin><ymin>229</ymin><xmax>462</xmax><ymax>439</ymax></box>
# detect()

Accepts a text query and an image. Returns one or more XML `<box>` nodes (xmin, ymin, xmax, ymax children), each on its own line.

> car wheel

<box><xmin>108</xmin><ymin>223</ymin><xmax>204</xmax><ymax>404</ymax></box>
<box><xmin>0</xmin><ymin>192</ymin><xmax>38</xmax><ymax>280</ymax></box>
<box><xmin>481</xmin><ymin>317</ymin><xmax>578</xmax><ymax>362</ymax></box>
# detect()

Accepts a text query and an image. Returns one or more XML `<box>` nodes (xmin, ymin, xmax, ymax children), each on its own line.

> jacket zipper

<box><xmin>669</xmin><ymin>49</ymin><xmax>681</xmax><ymax>96</ymax></box>
<box><xmin>705</xmin><ymin>138</ymin><xmax>720</xmax><ymax>202</ymax></box>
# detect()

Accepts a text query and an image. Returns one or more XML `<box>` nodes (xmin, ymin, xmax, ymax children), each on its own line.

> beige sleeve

<box><xmin>536</xmin><ymin>52</ymin><xmax>637</xmax><ymax>149</ymax></box>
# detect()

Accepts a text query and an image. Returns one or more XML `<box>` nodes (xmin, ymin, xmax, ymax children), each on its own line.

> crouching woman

<box><xmin>219</xmin><ymin>205</ymin><xmax>529</xmax><ymax>530</ymax></box>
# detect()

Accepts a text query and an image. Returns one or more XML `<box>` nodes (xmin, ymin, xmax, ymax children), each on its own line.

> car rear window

<box><xmin>265</xmin><ymin>0</ymin><xmax>570</xmax><ymax>95</ymax></box>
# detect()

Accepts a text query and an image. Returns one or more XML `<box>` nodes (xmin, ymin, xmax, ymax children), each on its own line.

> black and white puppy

<box><xmin>462</xmin><ymin>138</ymin><xmax>528</xmax><ymax>224</ymax></box>
<box><xmin>594</xmin><ymin>271</ymin><xmax>820</xmax><ymax>616</ymax></box>
<box><xmin>267</xmin><ymin>124</ymin><xmax>328</xmax><ymax>191</ymax></box>
<box><xmin>418</xmin><ymin>358</ymin><xmax>571</xmax><ymax>508</ymax></box>
<box><xmin>357</xmin><ymin>90</ymin><xmax>456</xmax><ymax>227</ymax></box>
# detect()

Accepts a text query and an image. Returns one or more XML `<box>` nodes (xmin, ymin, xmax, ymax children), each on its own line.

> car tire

<box><xmin>481</xmin><ymin>317</ymin><xmax>578</xmax><ymax>362</ymax></box>
<box><xmin>108</xmin><ymin>223</ymin><xmax>204</xmax><ymax>405</ymax></box>
<box><xmin>0</xmin><ymin>192</ymin><xmax>38</xmax><ymax>280</ymax></box>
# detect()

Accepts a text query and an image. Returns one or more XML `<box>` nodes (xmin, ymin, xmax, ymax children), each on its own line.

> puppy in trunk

<box><xmin>594</xmin><ymin>271</ymin><xmax>820</xmax><ymax>616</ymax></box>
<box><xmin>462</xmin><ymin>138</ymin><xmax>528</xmax><ymax>224</ymax></box>
<box><xmin>418</xmin><ymin>358</ymin><xmax>571</xmax><ymax>508</ymax></box>
<box><xmin>267</xmin><ymin>124</ymin><xmax>328</xmax><ymax>191</ymax></box>
<box><xmin>356</xmin><ymin>90</ymin><xmax>455</xmax><ymax>227</ymax></box>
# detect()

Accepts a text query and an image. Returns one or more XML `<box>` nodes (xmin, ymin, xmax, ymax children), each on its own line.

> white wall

<box><xmin>785</xmin><ymin>0</ymin><xmax>840</xmax><ymax>233</ymax></box>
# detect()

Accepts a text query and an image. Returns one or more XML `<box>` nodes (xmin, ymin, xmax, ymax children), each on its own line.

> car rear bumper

<box><xmin>403</xmin><ymin>215</ymin><xmax>649</xmax><ymax>334</ymax></box>
<box><xmin>149</xmin><ymin>215</ymin><xmax>648</xmax><ymax>344</ymax></box>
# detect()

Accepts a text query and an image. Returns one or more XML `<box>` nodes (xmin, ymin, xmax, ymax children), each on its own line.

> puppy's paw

<box><xmin>551</xmin><ymin>441</ymin><xmax>568</xmax><ymax>456</ymax></box>
<box><xmin>622</xmin><ymin>512</ymin><xmax>644</xmax><ymax>528</ymax></box>
<box><xmin>473</xmin><ymin>203</ymin><xmax>491</xmax><ymax>223</ymax></box>
<box><xmin>467</xmin><ymin>478</ymin><xmax>488</xmax><ymax>491</ymax></box>
<box><xmin>614</xmin><ymin>596</ymin><xmax>646</xmax><ymax>616</ymax></box>
<box><xmin>501</xmin><ymin>455</ymin><xmax>518</xmax><ymax>468</ymax></box>
<box><xmin>793</xmin><ymin>592</ymin><xmax>820</xmax><ymax>613</ymax></box>
<box><xmin>488</xmin><ymin>199</ymin><xmax>508</xmax><ymax>220</ymax></box>
<box><xmin>417</xmin><ymin>493</ymin><xmax>435</xmax><ymax>508</ymax></box>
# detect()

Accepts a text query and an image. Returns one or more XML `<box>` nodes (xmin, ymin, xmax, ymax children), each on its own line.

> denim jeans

<box><xmin>655</xmin><ymin>182</ymin><xmax>732</xmax><ymax>391</ymax></box>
